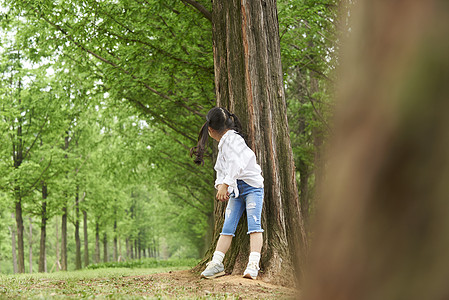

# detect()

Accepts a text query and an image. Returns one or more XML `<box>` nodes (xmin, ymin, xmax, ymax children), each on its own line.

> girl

<box><xmin>191</xmin><ymin>107</ymin><xmax>264</xmax><ymax>280</ymax></box>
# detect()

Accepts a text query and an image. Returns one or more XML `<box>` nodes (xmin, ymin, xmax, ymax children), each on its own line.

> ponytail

<box><xmin>191</xmin><ymin>107</ymin><xmax>247</xmax><ymax>166</ymax></box>
<box><xmin>190</xmin><ymin>121</ymin><xmax>209</xmax><ymax>165</ymax></box>
<box><xmin>230</xmin><ymin>113</ymin><xmax>243</xmax><ymax>134</ymax></box>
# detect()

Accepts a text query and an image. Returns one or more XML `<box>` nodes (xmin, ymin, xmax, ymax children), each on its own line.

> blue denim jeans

<box><xmin>220</xmin><ymin>180</ymin><xmax>264</xmax><ymax>236</ymax></box>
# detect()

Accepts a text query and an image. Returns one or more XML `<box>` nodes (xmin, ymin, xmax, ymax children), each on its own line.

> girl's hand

<box><xmin>216</xmin><ymin>184</ymin><xmax>230</xmax><ymax>202</ymax></box>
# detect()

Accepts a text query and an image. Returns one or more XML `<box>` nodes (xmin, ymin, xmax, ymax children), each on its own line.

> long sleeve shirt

<box><xmin>214</xmin><ymin>130</ymin><xmax>264</xmax><ymax>197</ymax></box>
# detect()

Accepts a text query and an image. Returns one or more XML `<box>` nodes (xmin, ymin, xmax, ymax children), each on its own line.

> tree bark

<box><xmin>126</xmin><ymin>238</ymin><xmax>130</xmax><ymax>259</ymax></box>
<box><xmin>113</xmin><ymin>219</ymin><xmax>118</xmax><ymax>261</ymax></box>
<box><xmin>61</xmin><ymin>206</ymin><xmax>68</xmax><ymax>271</ymax></box>
<box><xmin>138</xmin><ymin>241</ymin><xmax>141</xmax><ymax>259</ymax></box>
<box><xmin>95</xmin><ymin>222</ymin><xmax>100</xmax><ymax>263</ymax></box>
<box><xmin>118</xmin><ymin>238</ymin><xmax>122</xmax><ymax>261</ymax></box>
<box><xmin>103</xmin><ymin>232</ymin><xmax>108</xmax><ymax>263</ymax></box>
<box><xmin>9</xmin><ymin>213</ymin><xmax>18</xmax><ymax>274</ymax></box>
<box><xmin>55</xmin><ymin>217</ymin><xmax>60</xmax><ymax>271</ymax></box>
<box><xmin>13</xmin><ymin>91</ymin><xmax>25</xmax><ymax>274</ymax></box>
<box><xmin>75</xmin><ymin>191</ymin><xmax>82</xmax><ymax>270</ymax></box>
<box><xmin>39</xmin><ymin>184</ymin><xmax>48</xmax><ymax>272</ymax></box>
<box><xmin>15</xmin><ymin>199</ymin><xmax>25</xmax><ymax>273</ymax></box>
<box><xmin>28</xmin><ymin>217</ymin><xmax>33</xmax><ymax>273</ymax></box>
<box><xmin>305</xmin><ymin>1</ymin><xmax>449</xmax><ymax>299</ymax></box>
<box><xmin>61</xmin><ymin>134</ymin><xmax>69</xmax><ymax>271</ymax></box>
<box><xmin>201</xmin><ymin>0</ymin><xmax>307</xmax><ymax>284</ymax></box>
<box><xmin>83</xmin><ymin>210</ymin><xmax>89</xmax><ymax>267</ymax></box>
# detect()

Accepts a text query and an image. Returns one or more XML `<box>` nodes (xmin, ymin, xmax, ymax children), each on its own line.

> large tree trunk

<box><xmin>9</xmin><ymin>213</ymin><xmax>18</xmax><ymax>274</ymax></box>
<box><xmin>305</xmin><ymin>1</ymin><xmax>449</xmax><ymax>299</ymax></box>
<box><xmin>201</xmin><ymin>0</ymin><xmax>307</xmax><ymax>284</ymax></box>
<box><xmin>39</xmin><ymin>184</ymin><xmax>48</xmax><ymax>272</ymax></box>
<box><xmin>61</xmin><ymin>206</ymin><xmax>68</xmax><ymax>271</ymax></box>
<box><xmin>83</xmin><ymin>210</ymin><xmax>89</xmax><ymax>267</ymax></box>
<box><xmin>74</xmin><ymin>191</ymin><xmax>82</xmax><ymax>270</ymax></box>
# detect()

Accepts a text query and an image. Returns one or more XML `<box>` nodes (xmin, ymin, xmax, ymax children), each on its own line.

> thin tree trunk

<box><xmin>138</xmin><ymin>242</ymin><xmax>141</xmax><ymax>259</ymax></box>
<box><xmin>306</xmin><ymin>1</ymin><xmax>449</xmax><ymax>299</ymax></box>
<box><xmin>9</xmin><ymin>213</ymin><xmax>18</xmax><ymax>274</ymax></box>
<box><xmin>55</xmin><ymin>217</ymin><xmax>60</xmax><ymax>271</ymax></box>
<box><xmin>61</xmin><ymin>206</ymin><xmax>68</xmax><ymax>271</ymax></box>
<box><xmin>298</xmin><ymin>160</ymin><xmax>310</xmax><ymax>227</ymax></box>
<box><xmin>202</xmin><ymin>0</ymin><xmax>307</xmax><ymax>284</ymax></box>
<box><xmin>39</xmin><ymin>184</ymin><xmax>47</xmax><ymax>273</ymax></box>
<box><xmin>118</xmin><ymin>238</ymin><xmax>122</xmax><ymax>261</ymax></box>
<box><xmin>28</xmin><ymin>217</ymin><xmax>33</xmax><ymax>273</ymax></box>
<box><xmin>103</xmin><ymin>232</ymin><xmax>108</xmax><ymax>263</ymax></box>
<box><xmin>12</xmin><ymin>92</ymin><xmax>25</xmax><ymax>274</ymax></box>
<box><xmin>95</xmin><ymin>222</ymin><xmax>100</xmax><ymax>264</ymax></box>
<box><xmin>83</xmin><ymin>210</ymin><xmax>89</xmax><ymax>267</ymax></box>
<box><xmin>292</xmin><ymin>66</ymin><xmax>312</xmax><ymax>228</ymax></box>
<box><xmin>61</xmin><ymin>134</ymin><xmax>69</xmax><ymax>271</ymax></box>
<box><xmin>113</xmin><ymin>219</ymin><xmax>117</xmax><ymax>261</ymax></box>
<box><xmin>15</xmin><ymin>199</ymin><xmax>25</xmax><ymax>273</ymax></box>
<box><xmin>126</xmin><ymin>238</ymin><xmax>130</xmax><ymax>259</ymax></box>
<box><xmin>74</xmin><ymin>191</ymin><xmax>82</xmax><ymax>270</ymax></box>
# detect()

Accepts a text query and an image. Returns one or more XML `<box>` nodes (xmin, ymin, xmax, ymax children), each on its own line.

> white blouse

<box><xmin>214</xmin><ymin>130</ymin><xmax>264</xmax><ymax>197</ymax></box>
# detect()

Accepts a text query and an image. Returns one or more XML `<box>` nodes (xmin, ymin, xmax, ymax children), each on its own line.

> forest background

<box><xmin>0</xmin><ymin>0</ymin><xmax>337</xmax><ymax>274</ymax></box>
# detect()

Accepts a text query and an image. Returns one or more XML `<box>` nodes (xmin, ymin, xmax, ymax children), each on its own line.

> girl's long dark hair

<box><xmin>190</xmin><ymin>107</ymin><xmax>244</xmax><ymax>165</ymax></box>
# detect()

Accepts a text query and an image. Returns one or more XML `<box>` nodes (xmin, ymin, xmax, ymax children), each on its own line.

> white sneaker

<box><xmin>200</xmin><ymin>261</ymin><xmax>225</xmax><ymax>279</ymax></box>
<box><xmin>243</xmin><ymin>261</ymin><xmax>259</xmax><ymax>279</ymax></box>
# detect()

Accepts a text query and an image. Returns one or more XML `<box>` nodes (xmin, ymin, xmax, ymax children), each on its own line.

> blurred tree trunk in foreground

<box><xmin>305</xmin><ymin>1</ymin><xmax>449</xmax><ymax>299</ymax></box>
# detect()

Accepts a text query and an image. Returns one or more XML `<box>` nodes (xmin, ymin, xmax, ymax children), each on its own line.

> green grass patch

<box><xmin>86</xmin><ymin>257</ymin><xmax>199</xmax><ymax>270</ymax></box>
<box><xmin>0</xmin><ymin>265</ymin><xmax>196</xmax><ymax>299</ymax></box>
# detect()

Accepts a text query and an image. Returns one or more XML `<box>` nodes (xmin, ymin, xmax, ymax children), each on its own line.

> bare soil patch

<box><xmin>136</xmin><ymin>270</ymin><xmax>298</xmax><ymax>299</ymax></box>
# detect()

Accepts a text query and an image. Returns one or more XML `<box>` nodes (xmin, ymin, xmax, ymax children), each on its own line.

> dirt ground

<box><xmin>135</xmin><ymin>270</ymin><xmax>298</xmax><ymax>299</ymax></box>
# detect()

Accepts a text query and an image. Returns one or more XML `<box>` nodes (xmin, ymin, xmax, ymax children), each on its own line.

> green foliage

<box><xmin>278</xmin><ymin>0</ymin><xmax>338</xmax><ymax>216</ymax></box>
<box><xmin>0</xmin><ymin>0</ymin><xmax>339</xmax><ymax>274</ymax></box>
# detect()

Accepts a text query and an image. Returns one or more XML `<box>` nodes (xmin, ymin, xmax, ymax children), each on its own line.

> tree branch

<box><xmin>167</xmin><ymin>190</ymin><xmax>209</xmax><ymax>216</ymax></box>
<box><xmin>23</xmin><ymin>113</ymin><xmax>49</xmax><ymax>161</ymax></box>
<box><xmin>180</xmin><ymin>0</ymin><xmax>212</xmax><ymax>22</ymax></box>
<box><xmin>125</xmin><ymin>97</ymin><xmax>196</xmax><ymax>143</ymax></box>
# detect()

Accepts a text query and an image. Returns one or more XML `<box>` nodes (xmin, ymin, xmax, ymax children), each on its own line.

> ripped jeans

<box><xmin>221</xmin><ymin>180</ymin><xmax>264</xmax><ymax>236</ymax></box>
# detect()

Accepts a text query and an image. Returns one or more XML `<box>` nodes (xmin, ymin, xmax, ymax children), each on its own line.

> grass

<box><xmin>0</xmin><ymin>259</ymin><xmax>199</xmax><ymax>299</ymax></box>
<box><xmin>86</xmin><ymin>258</ymin><xmax>199</xmax><ymax>270</ymax></box>
<box><xmin>0</xmin><ymin>259</ymin><xmax>294</xmax><ymax>299</ymax></box>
